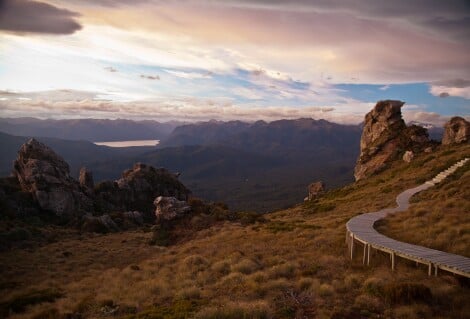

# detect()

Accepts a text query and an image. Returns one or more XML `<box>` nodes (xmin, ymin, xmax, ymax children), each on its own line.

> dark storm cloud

<box><xmin>0</xmin><ymin>0</ymin><xmax>82</xmax><ymax>34</ymax></box>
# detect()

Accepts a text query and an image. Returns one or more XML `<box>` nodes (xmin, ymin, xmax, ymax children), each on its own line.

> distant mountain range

<box><xmin>0</xmin><ymin>118</ymin><xmax>367</xmax><ymax>211</ymax></box>
<box><xmin>0</xmin><ymin>117</ymin><xmax>182</xmax><ymax>142</ymax></box>
<box><xmin>0</xmin><ymin>131</ymin><xmax>156</xmax><ymax>178</ymax></box>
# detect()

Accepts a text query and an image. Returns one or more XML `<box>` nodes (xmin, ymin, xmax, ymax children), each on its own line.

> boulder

<box><xmin>154</xmin><ymin>196</ymin><xmax>191</xmax><ymax>222</ymax></box>
<box><xmin>12</xmin><ymin>139</ymin><xmax>92</xmax><ymax>216</ymax></box>
<box><xmin>442</xmin><ymin>116</ymin><xmax>470</xmax><ymax>145</ymax></box>
<box><xmin>123</xmin><ymin>211</ymin><xmax>144</xmax><ymax>225</ymax></box>
<box><xmin>307</xmin><ymin>181</ymin><xmax>325</xmax><ymax>201</ymax></box>
<box><xmin>82</xmin><ymin>214</ymin><xmax>119</xmax><ymax>233</ymax></box>
<box><xmin>79</xmin><ymin>167</ymin><xmax>94</xmax><ymax>191</ymax></box>
<box><xmin>354</xmin><ymin>100</ymin><xmax>430</xmax><ymax>181</ymax></box>
<box><xmin>403</xmin><ymin>151</ymin><xmax>414</xmax><ymax>163</ymax></box>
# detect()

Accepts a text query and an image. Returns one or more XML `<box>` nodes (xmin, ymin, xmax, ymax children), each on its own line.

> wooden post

<box><xmin>428</xmin><ymin>263</ymin><xmax>432</xmax><ymax>276</ymax></box>
<box><xmin>350</xmin><ymin>234</ymin><xmax>354</xmax><ymax>260</ymax></box>
<box><xmin>362</xmin><ymin>243</ymin><xmax>367</xmax><ymax>265</ymax></box>
<box><xmin>434</xmin><ymin>265</ymin><xmax>438</xmax><ymax>277</ymax></box>
<box><xmin>391</xmin><ymin>252</ymin><xmax>395</xmax><ymax>271</ymax></box>
<box><xmin>367</xmin><ymin>244</ymin><xmax>371</xmax><ymax>266</ymax></box>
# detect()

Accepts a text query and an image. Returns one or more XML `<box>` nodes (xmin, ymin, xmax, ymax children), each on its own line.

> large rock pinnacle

<box><xmin>13</xmin><ymin>138</ymin><xmax>92</xmax><ymax>216</ymax></box>
<box><xmin>354</xmin><ymin>100</ymin><xmax>430</xmax><ymax>181</ymax></box>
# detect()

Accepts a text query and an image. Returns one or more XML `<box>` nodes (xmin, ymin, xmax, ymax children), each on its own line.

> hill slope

<box><xmin>0</xmin><ymin>143</ymin><xmax>468</xmax><ymax>318</ymax></box>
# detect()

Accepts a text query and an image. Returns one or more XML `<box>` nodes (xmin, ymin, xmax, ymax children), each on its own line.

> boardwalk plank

<box><xmin>346</xmin><ymin>158</ymin><xmax>470</xmax><ymax>278</ymax></box>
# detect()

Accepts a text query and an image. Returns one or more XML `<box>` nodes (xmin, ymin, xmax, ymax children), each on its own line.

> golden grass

<box><xmin>378</xmin><ymin>144</ymin><xmax>470</xmax><ymax>257</ymax></box>
<box><xmin>0</xmin><ymin>144</ymin><xmax>469</xmax><ymax>318</ymax></box>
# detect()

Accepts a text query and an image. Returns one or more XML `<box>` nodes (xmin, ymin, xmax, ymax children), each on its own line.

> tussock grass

<box><xmin>378</xmin><ymin>144</ymin><xmax>470</xmax><ymax>256</ymax></box>
<box><xmin>1</xmin><ymin>144</ymin><xmax>469</xmax><ymax>318</ymax></box>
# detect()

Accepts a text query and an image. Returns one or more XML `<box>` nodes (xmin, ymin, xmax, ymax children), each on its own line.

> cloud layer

<box><xmin>0</xmin><ymin>0</ymin><xmax>468</xmax><ymax>122</ymax></box>
<box><xmin>0</xmin><ymin>0</ymin><xmax>82</xmax><ymax>34</ymax></box>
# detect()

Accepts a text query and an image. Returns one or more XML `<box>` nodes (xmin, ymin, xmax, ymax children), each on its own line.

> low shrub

<box><xmin>0</xmin><ymin>288</ymin><xmax>63</xmax><ymax>316</ymax></box>
<box><xmin>124</xmin><ymin>299</ymin><xmax>200</xmax><ymax>319</ymax></box>
<box><xmin>383</xmin><ymin>283</ymin><xmax>432</xmax><ymax>305</ymax></box>
<box><xmin>148</xmin><ymin>226</ymin><xmax>170</xmax><ymax>246</ymax></box>
<box><xmin>194</xmin><ymin>303</ymin><xmax>270</xmax><ymax>319</ymax></box>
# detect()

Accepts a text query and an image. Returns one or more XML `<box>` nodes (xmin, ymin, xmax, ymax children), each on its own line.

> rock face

<box><xmin>95</xmin><ymin>163</ymin><xmax>191</xmax><ymax>215</ymax></box>
<box><xmin>306</xmin><ymin>181</ymin><xmax>325</xmax><ymax>201</ymax></box>
<box><xmin>354</xmin><ymin>100</ymin><xmax>430</xmax><ymax>181</ymax></box>
<box><xmin>12</xmin><ymin>139</ymin><xmax>92</xmax><ymax>216</ymax></box>
<box><xmin>442</xmin><ymin>116</ymin><xmax>470</xmax><ymax>145</ymax></box>
<box><xmin>402</xmin><ymin>151</ymin><xmax>414</xmax><ymax>163</ymax></box>
<box><xmin>154</xmin><ymin>196</ymin><xmax>191</xmax><ymax>222</ymax></box>
<box><xmin>79</xmin><ymin>167</ymin><xmax>94</xmax><ymax>191</ymax></box>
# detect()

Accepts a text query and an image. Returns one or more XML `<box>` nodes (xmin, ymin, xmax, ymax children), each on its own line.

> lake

<box><xmin>94</xmin><ymin>140</ymin><xmax>160</xmax><ymax>147</ymax></box>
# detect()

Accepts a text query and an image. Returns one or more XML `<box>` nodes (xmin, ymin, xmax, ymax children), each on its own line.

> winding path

<box><xmin>346</xmin><ymin>158</ymin><xmax>470</xmax><ymax>278</ymax></box>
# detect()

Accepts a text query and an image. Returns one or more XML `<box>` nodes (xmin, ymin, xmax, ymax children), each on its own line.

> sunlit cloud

<box><xmin>0</xmin><ymin>1</ymin><xmax>469</xmax><ymax>122</ymax></box>
<box><xmin>429</xmin><ymin>79</ymin><xmax>470</xmax><ymax>99</ymax></box>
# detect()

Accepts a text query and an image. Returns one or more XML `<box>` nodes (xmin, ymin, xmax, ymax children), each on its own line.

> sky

<box><xmin>0</xmin><ymin>0</ymin><xmax>469</xmax><ymax>125</ymax></box>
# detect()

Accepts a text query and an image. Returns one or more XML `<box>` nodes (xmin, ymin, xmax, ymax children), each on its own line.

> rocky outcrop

<box><xmin>4</xmin><ymin>139</ymin><xmax>193</xmax><ymax>233</ymax></box>
<box><xmin>154</xmin><ymin>196</ymin><xmax>191</xmax><ymax>222</ymax></box>
<box><xmin>95</xmin><ymin>163</ymin><xmax>191</xmax><ymax>215</ymax></box>
<box><xmin>79</xmin><ymin>167</ymin><xmax>94</xmax><ymax>192</ymax></box>
<box><xmin>12</xmin><ymin>139</ymin><xmax>92</xmax><ymax>216</ymax></box>
<box><xmin>442</xmin><ymin>117</ymin><xmax>470</xmax><ymax>145</ymax></box>
<box><xmin>354</xmin><ymin>100</ymin><xmax>430</xmax><ymax>181</ymax></box>
<box><xmin>305</xmin><ymin>181</ymin><xmax>325</xmax><ymax>201</ymax></box>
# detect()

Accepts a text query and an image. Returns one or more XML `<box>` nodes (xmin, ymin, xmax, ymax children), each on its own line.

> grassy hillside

<box><xmin>377</xmin><ymin>144</ymin><xmax>470</xmax><ymax>257</ymax></box>
<box><xmin>0</xmin><ymin>144</ymin><xmax>469</xmax><ymax>318</ymax></box>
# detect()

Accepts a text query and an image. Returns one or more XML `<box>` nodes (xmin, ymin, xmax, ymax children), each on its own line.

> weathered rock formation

<box><xmin>12</xmin><ymin>139</ymin><xmax>92</xmax><ymax>216</ymax></box>
<box><xmin>354</xmin><ymin>100</ymin><xmax>430</xmax><ymax>181</ymax></box>
<box><xmin>154</xmin><ymin>196</ymin><xmax>191</xmax><ymax>222</ymax></box>
<box><xmin>305</xmin><ymin>181</ymin><xmax>325</xmax><ymax>201</ymax></box>
<box><xmin>94</xmin><ymin>163</ymin><xmax>191</xmax><ymax>216</ymax></box>
<box><xmin>442</xmin><ymin>116</ymin><xmax>470</xmax><ymax>145</ymax></box>
<box><xmin>79</xmin><ymin>167</ymin><xmax>94</xmax><ymax>191</ymax></box>
<box><xmin>3</xmin><ymin>139</ymin><xmax>194</xmax><ymax>234</ymax></box>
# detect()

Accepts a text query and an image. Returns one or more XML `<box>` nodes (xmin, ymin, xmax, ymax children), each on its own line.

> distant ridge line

<box><xmin>346</xmin><ymin>158</ymin><xmax>470</xmax><ymax>278</ymax></box>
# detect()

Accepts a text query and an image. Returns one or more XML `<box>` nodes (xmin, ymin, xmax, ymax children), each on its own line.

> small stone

<box><xmin>307</xmin><ymin>181</ymin><xmax>325</xmax><ymax>200</ymax></box>
<box><xmin>403</xmin><ymin>151</ymin><xmax>414</xmax><ymax>163</ymax></box>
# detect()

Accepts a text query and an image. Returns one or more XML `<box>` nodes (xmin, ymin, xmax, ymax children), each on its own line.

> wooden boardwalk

<box><xmin>346</xmin><ymin>158</ymin><xmax>470</xmax><ymax>278</ymax></box>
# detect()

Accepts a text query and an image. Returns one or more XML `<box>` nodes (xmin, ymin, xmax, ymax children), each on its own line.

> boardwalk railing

<box><xmin>346</xmin><ymin>158</ymin><xmax>470</xmax><ymax>278</ymax></box>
